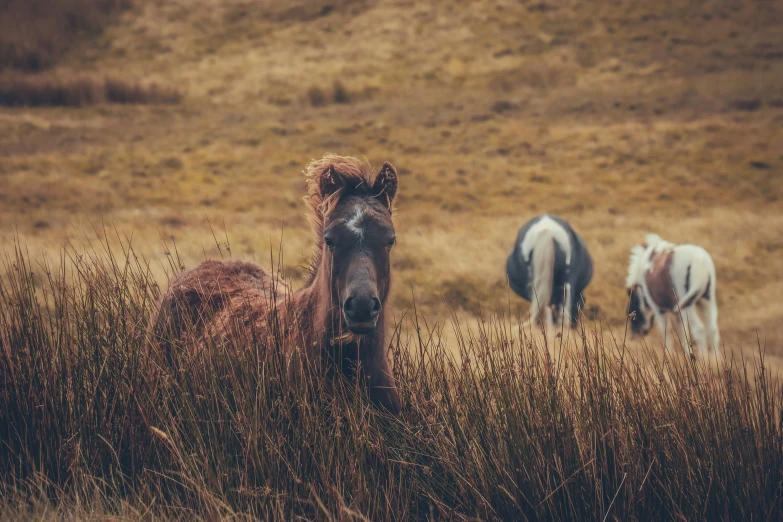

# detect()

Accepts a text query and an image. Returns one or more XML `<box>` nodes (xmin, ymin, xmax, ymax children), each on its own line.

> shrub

<box><xmin>104</xmin><ymin>76</ymin><xmax>182</xmax><ymax>104</ymax></box>
<box><xmin>306</xmin><ymin>81</ymin><xmax>355</xmax><ymax>107</ymax></box>
<box><xmin>307</xmin><ymin>85</ymin><xmax>327</xmax><ymax>107</ymax></box>
<box><xmin>0</xmin><ymin>75</ymin><xmax>181</xmax><ymax>107</ymax></box>
<box><xmin>332</xmin><ymin>80</ymin><xmax>351</xmax><ymax>104</ymax></box>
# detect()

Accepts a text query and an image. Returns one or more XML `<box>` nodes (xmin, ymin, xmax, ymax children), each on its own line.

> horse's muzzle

<box><xmin>345</xmin><ymin>319</ymin><xmax>379</xmax><ymax>335</ymax></box>
<box><xmin>343</xmin><ymin>295</ymin><xmax>381</xmax><ymax>334</ymax></box>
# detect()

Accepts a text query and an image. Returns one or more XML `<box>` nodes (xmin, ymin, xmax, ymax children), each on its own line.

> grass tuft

<box><xmin>0</xmin><ymin>74</ymin><xmax>182</xmax><ymax>107</ymax></box>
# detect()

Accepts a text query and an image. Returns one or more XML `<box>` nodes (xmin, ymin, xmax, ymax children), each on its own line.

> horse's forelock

<box><xmin>626</xmin><ymin>245</ymin><xmax>647</xmax><ymax>288</ymax></box>
<box><xmin>302</xmin><ymin>155</ymin><xmax>387</xmax><ymax>287</ymax></box>
<box><xmin>304</xmin><ymin>154</ymin><xmax>379</xmax><ymax>236</ymax></box>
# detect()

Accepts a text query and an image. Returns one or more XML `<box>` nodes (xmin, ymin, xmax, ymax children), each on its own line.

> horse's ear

<box><xmin>373</xmin><ymin>162</ymin><xmax>398</xmax><ymax>210</ymax></box>
<box><xmin>319</xmin><ymin>164</ymin><xmax>343</xmax><ymax>198</ymax></box>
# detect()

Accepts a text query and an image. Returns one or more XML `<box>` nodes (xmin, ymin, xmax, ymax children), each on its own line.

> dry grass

<box><xmin>0</xmin><ymin>239</ymin><xmax>781</xmax><ymax>521</ymax></box>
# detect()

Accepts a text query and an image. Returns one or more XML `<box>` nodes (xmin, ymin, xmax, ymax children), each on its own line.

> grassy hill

<box><xmin>1</xmin><ymin>0</ymin><xmax>782</xmax><ymax>358</ymax></box>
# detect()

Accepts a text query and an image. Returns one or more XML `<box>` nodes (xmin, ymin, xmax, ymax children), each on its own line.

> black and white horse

<box><xmin>626</xmin><ymin>233</ymin><xmax>720</xmax><ymax>354</ymax></box>
<box><xmin>506</xmin><ymin>215</ymin><xmax>593</xmax><ymax>331</ymax></box>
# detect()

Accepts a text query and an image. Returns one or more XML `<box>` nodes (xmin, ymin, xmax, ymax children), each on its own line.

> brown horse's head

<box><xmin>306</xmin><ymin>156</ymin><xmax>398</xmax><ymax>336</ymax></box>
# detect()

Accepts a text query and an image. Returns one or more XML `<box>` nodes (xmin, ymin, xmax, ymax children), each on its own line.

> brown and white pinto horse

<box><xmin>626</xmin><ymin>233</ymin><xmax>720</xmax><ymax>354</ymax></box>
<box><xmin>148</xmin><ymin>155</ymin><xmax>401</xmax><ymax>413</ymax></box>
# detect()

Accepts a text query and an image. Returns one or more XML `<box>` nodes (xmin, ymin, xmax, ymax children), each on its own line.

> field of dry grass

<box><xmin>1</xmin><ymin>0</ymin><xmax>782</xmax><ymax>363</ymax></box>
<box><xmin>1</xmin><ymin>237</ymin><xmax>781</xmax><ymax>521</ymax></box>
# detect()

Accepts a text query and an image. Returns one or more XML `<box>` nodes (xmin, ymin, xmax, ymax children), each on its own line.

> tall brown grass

<box><xmin>0</xmin><ymin>0</ymin><xmax>131</xmax><ymax>71</ymax></box>
<box><xmin>0</xmin><ymin>236</ymin><xmax>781</xmax><ymax>520</ymax></box>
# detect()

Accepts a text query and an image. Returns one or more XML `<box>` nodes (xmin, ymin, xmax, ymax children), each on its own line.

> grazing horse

<box><xmin>626</xmin><ymin>233</ymin><xmax>720</xmax><ymax>354</ymax></box>
<box><xmin>148</xmin><ymin>155</ymin><xmax>402</xmax><ymax>413</ymax></box>
<box><xmin>506</xmin><ymin>215</ymin><xmax>593</xmax><ymax>331</ymax></box>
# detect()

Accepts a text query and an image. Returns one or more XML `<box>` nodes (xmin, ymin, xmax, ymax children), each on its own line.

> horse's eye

<box><xmin>387</xmin><ymin>237</ymin><xmax>396</xmax><ymax>249</ymax></box>
<box><xmin>324</xmin><ymin>237</ymin><xmax>335</xmax><ymax>251</ymax></box>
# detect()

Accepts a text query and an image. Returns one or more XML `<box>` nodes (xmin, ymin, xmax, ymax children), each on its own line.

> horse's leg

<box><xmin>669</xmin><ymin>311</ymin><xmax>689</xmax><ymax>353</ymax></box>
<box><xmin>562</xmin><ymin>282</ymin><xmax>573</xmax><ymax>331</ymax></box>
<box><xmin>682</xmin><ymin>306</ymin><xmax>707</xmax><ymax>354</ymax></box>
<box><xmin>530</xmin><ymin>287</ymin><xmax>552</xmax><ymax>332</ymax></box>
<box><xmin>654</xmin><ymin>310</ymin><xmax>671</xmax><ymax>350</ymax></box>
<box><xmin>544</xmin><ymin>305</ymin><xmax>554</xmax><ymax>333</ymax></box>
<box><xmin>700</xmin><ymin>298</ymin><xmax>720</xmax><ymax>354</ymax></box>
<box><xmin>529</xmin><ymin>290</ymin><xmax>541</xmax><ymax>329</ymax></box>
<box><xmin>551</xmin><ymin>302</ymin><xmax>563</xmax><ymax>333</ymax></box>
<box><xmin>530</xmin><ymin>296</ymin><xmax>553</xmax><ymax>333</ymax></box>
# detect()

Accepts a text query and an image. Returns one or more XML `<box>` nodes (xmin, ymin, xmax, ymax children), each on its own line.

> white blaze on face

<box><xmin>346</xmin><ymin>205</ymin><xmax>365</xmax><ymax>240</ymax></box>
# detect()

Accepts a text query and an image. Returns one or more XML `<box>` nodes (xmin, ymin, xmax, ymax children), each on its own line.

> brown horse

<box><xmin>148</xmin><ymin>155</ymin><xmax>401</xmax><ymax>413</ymax></box>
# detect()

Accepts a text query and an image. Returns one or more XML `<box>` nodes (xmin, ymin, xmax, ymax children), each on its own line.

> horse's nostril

<box><xmin>343</xmin><ymin>295</ymin><xmax>381</xmax><ymax>323</ymax></box>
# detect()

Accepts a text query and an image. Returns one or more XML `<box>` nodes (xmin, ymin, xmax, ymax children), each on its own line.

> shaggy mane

<box><xmin>626</xmin><ymin>245</ymin><xmax>648</xmax><ymax>288</ymax></box>
<box><xmin>304</xmin><ymin>154</ymin><xmax>379</xmax><ymax>232</ymax></box>
<box><xmin>645</xmin><ymin>233</ymin><xmax>664</xmax><ymax>248</ymax></box>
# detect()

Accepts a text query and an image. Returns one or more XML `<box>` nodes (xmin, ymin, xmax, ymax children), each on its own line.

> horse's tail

<box><xmin>530</xmin><ymin>229</ymin><xmax>555</xmax><ymax>328</ymax></box>
<box><xmin>677</xmin><ymin>251</ymin><xmax>712</xmax><ymax>309</ymax></box>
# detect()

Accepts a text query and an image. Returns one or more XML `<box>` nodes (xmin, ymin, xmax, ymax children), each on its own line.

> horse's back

<box><xmin>149</xmin><ymin>259</ymin><xmax>286</xmax><ymax>354</ymax></box>
<box><xmin>676</xmin><ymin>244</ymin><xmax>714</xmax><ymax>265</ymax></box>
<box><xmin>673</xmin><ymin>244</ymin><xmax>716</xmax><ymax>302</ymax></box>
<box><xmin>507</xmin><ymin>214</ymin><xmax>592</xmax><ymax>301</ymax></box>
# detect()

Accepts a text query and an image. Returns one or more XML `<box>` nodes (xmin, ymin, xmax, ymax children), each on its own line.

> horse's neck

<box><xmin>287</xmin><ymin>270</ymin><xmax>344</xmax><ymax>348</ymax></box>
<box><xmin>644</xmin><ymin>248</ymin><xmax>677</xmax><ymax>310</ymax></box>
<box><xmin>289</xmin><ymin>272</ymin><xmax>385</xmax><ymax>361</ymax></box>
